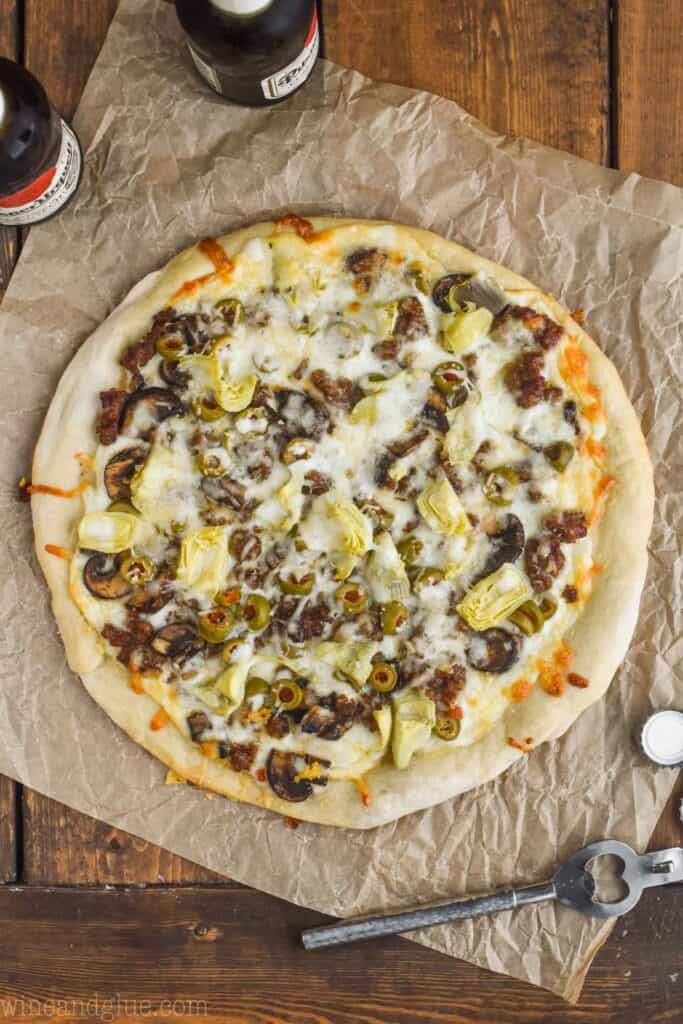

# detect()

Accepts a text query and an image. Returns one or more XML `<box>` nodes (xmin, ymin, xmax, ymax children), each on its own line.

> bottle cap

<box><xmin>639</xmin><ymin>709</ymin><xmax>683</xmax><ymax>767</ymax></box>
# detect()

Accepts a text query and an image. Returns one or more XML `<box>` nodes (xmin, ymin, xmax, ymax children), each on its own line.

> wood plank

<box><xmin>0</xmin><ymin>0</ymin><xmax>20</xmax><ymax>296</ymax></box>
<box><xmin>23</xmin><ymin>0</ymin><xmax>120</xmax><ymax>119</ymax></box>
<box><xmin>18</xmin><ymin>0</ymin><xmax>210</xmax><ymax>889</ymax></box>
<box><xmin>0</xmin><ymin>883</ymin><xmax>679</xmax><ymax>1023</ymax></box>
<box><xmin>22</xmin><ymin>794</ymin><xmax>220</xmax><ymax>885</ymax></box>
<box><xmin>0</xmin><ymin>778</ymin><xmax>17</xmax><ymax>883</ymax></box>
<box><xmin>616</xmin><ymin>0</ymin><xmax>683</xmax><ymax>186</ymax></box>
<box><xmin>321</xmin><ymin>0</ymin><xmax>609</xmax><ymax>163</ymax></box>
<box><xmin>0</xmin><ymin>0</ymin><xmax>21</xmax><ymax>886</ymax></box>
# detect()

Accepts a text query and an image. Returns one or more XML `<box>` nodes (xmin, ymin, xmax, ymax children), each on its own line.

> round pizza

<box><xmin>30</xmin><ymin>217</ymin><xmax>653</xmax><ymax>828</ymax></box>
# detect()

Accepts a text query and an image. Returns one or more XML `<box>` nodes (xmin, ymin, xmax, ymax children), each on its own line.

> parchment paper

<box><xmin>0</xmin><ymin>0</ymin><xmax>681</xmax><ymax>1003</ymax></box>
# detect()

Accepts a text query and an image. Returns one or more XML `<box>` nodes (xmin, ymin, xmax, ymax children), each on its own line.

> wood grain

<box><xmin>0</xmin><ymin>883</ymin><xmax>680</xmax><ymax>1024</ymax></box>
<box><xmin>0</xmin><ymin>0</ymin><xmax>20</xmax><ymax>295</ymax></box>
<box><xmin>616</xmin><ymin>0</ymin><xmax>683</xmax><ymax>185</ymax></box>
<box><xmin>321</xmin><ymin>0</ymin><xmax>609</xmax><ymax>163</ymax></box>
<box><xmin>0</xmin><ymin>2</ymin><xmax>20</xmax><ymax>886</ymax></box>
<box><xmin>22</xmin><ymin>794</ymin><xmax>220</xmax><ymax>885</ymax></box>
<box><xmin>23</xmin><ymin>0</ymin><xmax>119</xmax><ymax>119</ymax></box>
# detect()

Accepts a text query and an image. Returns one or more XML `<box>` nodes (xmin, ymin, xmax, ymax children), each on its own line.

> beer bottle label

<box><xmin>188</xmin><ymin>45</ymin><xmax>222</xmax><ymax>94</ymax></box>
<box><xmin>261</xmin><ymin>9</ymin><xmax>319</xmax><ymax>100</ymax></box>
<box><xmin>187</xmin><ymin>8</ymin><xmax>319</xmax><ymax>101</ymax></box>
<box><xmin>0</xmin><ymin>120</ymin><xmax>82</xmax><ymax>227</ymax></box>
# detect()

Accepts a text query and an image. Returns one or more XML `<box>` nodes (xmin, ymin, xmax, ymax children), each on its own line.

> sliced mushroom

<box><xmin>387</xmin><ymin>428</ymin><xmax>429</xmax><ymax>459</ymax></box>
<box><xmin>420</xmin><ymin>389</ymin><xmax>450</xmax><ymax>433</ymax></box>
<box><xmin>476</xmin><ymin>514</ymin><xmax>525</xmax><ymax>581</ymax></box>
<box><xmin>83</xmin><ymin>553</ymin><xmax>133</xmax><ymax>600</ymax></box>
<box><xmin>275</xmin><ymin>388</ymin><xmax>330</xmax><ymax>440</ymax></box>
<box><xmin>432</xmin><ymin>273</ymin><xmax>472</xmax><ymax>312</ymax></box>
<box><xmin>466</xmin><ymin>628</ymin><xmax>520</xmax><ymax>674</ymax></box>
<box><xmin>201</xmin><ymin>475</ymin><xmax>247</xmax><ymax>509</ymax></box>
<box><xmin>125</xmin><ymin>585</ymin><xmax>172</xmax><ymax>615</ymax></box>
<box><xmin>432</xmin><ymin>273</ymin><xmax>507</xmax><ymax>315</ymax></box>
<box><xmin>119</xmin><ymin>387</ymin><xmax>184</xmax><ymax>438</ymax></box>
<box><xmin>103</xmin><ymin>445</ymin><xmax>148</xmax><ymax>501</ymax></box>
<box><xmin>265</xmin><ymin>750</ymin><xmax>325</xmax><ymax>803</ymax></box>
<box><xmin>159</xmin><ymin>358</ymin><xmax>190</xmax><ymax>390</ymax></box>
<box><xmin>187</xmin><ymin>710</ymin><xmax>210</xmax><ymax>742</ymax></box>
<box><xmin>151</xmin><ymin>623</ymin><xmax>204</xmax><ymax>663</ymax></box>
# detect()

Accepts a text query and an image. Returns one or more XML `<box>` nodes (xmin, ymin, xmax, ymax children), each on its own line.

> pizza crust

<box><xmin>31</xmin><ymin>218</ymin><xmax>654</xmax><ymax>828</ymax></box>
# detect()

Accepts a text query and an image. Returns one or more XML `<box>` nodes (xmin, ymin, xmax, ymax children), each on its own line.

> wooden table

<box><xmin>1</xmin><ymin>2</ymin><xmax>681</xmax><ymax>1021</ymax></box>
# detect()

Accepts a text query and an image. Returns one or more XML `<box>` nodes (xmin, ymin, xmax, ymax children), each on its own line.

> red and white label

<box><xmin>261</xmin><ymin>9</ymin><xmax>319</xmax><ymax>100</ymax></box>
<box><xmin>0</xmin><ymin>121</ymin><xmax>82</xmax><ymax>226</ymax></box>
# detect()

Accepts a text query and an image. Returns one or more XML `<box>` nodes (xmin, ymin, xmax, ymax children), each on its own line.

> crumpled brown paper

<box><xmin>0</xmin><ymin>0</ymin><xmax>680</xmax><ymax>1003</ymax></box>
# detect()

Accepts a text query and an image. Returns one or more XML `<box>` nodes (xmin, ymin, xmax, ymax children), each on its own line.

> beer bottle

<box><xmin>175</xmin><ymin>0</ymin><xmax>319</xmax><ymax>106</ymax></box>
<box><xmin>0</xmin><ymin>58</ymin><xmax>82</xmax><ymax>227</ymax></box>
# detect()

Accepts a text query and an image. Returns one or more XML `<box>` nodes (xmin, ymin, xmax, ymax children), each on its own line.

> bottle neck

<box><xmin>210</xmin><ymin>0</ymin><xmax>273</xmax><ymax>14</ymax></box>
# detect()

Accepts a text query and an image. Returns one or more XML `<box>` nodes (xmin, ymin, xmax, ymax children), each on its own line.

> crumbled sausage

<box><xmin>97</xmin><ymin>389</ymin><xmax>128</xmax><ymax>445</ymax></box>
<box><xmin>302</xmin><ymin>470</ymin><xmax>332</xmax><ymax>496</ymax></box>
<box><xmin>345</xmin><ymin>247</ymin><xmax>387</xmax><ymax>292</ymax></box>
<box><xmin>393</xmin><ymin>296</ymin><xmax>428</xmax><ymax>342</ymax></box>
<box><xmin>506</xmin><ymin>305</ymin><xmax>563</xmax><ymax>350</ymax></box>
<box><xmin>289</xmin><ymin>599</ymin><xmax>332</xmax><ymax>643</ymax></box>
<box><xmin>227</xmin><ymin>742</ymin><xmax>257</xmax><ymax>773</ymax></box>
<box><xmin>373</xmin><ymin>337</ymin><xmax>401</xmax><ymax>361</ymax></box>
<box><xmin>266</xmin><ymin>714</ymin><xmax>291</xmax><ymax>739</ymax></box>
<box><xmin>229</xmin><ymin>528</ymin><xmax>262</xmax><ymax>563</ymax></box>
<box><xmin>426</xmin><ymin>664</ymin><xmax>466</xmax><ymax>704</ymax></box>
<box><xmin>102</xmin><ymin>618</ymin><xmax>157</xmax><ymax>669</ymax></box>
<box><xmin>301</xmin><ymin>694</ymin><xmax>357</xmax><ymax>740</ymax></box>
<box><xmin>562</xmin><ymin>584</ymin><xmax>579</xmax><ymax>602</ymax></box>
<box><xmin>544</xmin><ymin>510</ymin><xmax>588</xmax><ymax>543</ymax></box>
<box><xmin>525</xmin><ymin>535</ymin><xmax>566</xmax><ymax>592</ymax></box>
<box><xmin>309</xmin><ymin>369</ymin><xmax>358</xmax><ymax>410</ymax></box>
<box><xmin>505</xmin><ymin>350</ymin><xmax>562</xmax><ymax>408</ymax></box>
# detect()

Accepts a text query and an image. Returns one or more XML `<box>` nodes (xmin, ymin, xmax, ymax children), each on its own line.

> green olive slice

<box><xmin>198</xmin><ymin>608</ymin><xmax>235</xmax><ymax>644</ymax></box>
<box><xmin>119</xmin><ymin>554</ymin><xmax>155</xmax><ymax>586</ymax></box>
<box><xmin>242</xmin><ymin>593</ymin><xmax>271</xmax><ymax>632</ymax></box>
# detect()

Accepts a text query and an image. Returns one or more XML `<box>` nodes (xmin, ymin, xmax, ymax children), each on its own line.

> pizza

<box><xmin>30</xmin><ymin>217</ymin><xmax>653</xmax><ymax>828</ymax></box>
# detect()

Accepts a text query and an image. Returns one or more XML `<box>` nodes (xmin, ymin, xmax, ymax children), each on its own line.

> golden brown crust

<box><xmin>31</xmin><ymin>217</ymin><xmax>654</xmax><ymax>828</ymax></box>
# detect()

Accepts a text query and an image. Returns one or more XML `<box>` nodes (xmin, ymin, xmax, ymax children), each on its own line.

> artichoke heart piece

<box><xmin>77</xmin><ymin>511</ymin><xmax>139</xmax><ymax>554</ymax></box>
<box><xmin>193</xmin><ymin>682</ymin><xmax>233</xmax><ymax>716</ymax></box>
<box><xmin>367</xmin><ymin>531</ymin><xmax>410</xmax><ymax>603</ymax></box>
<box><xmin>314</xmin><ymin>641</ymin><xmax>378</xmax><ymax>688</ymax></box>
<box><xmin>300</xmin><ymin>491</ymin><xmax>373</xmax><ymax>570</ymax></box>
<box><xmin>349</xmin><ymin>395</ymin><xmax>377</xmax><ymax>425</ymax></box>
<box><xmin>375</xmin><ymin>300</ymin><xmax>398</xmax><ymax>338</ymax></box>
<box><xmin>443</xmin><ymin>401</ymin><xmax>483</xmax><ymax>465</ymax></box>
<box><xmin>373</xmin><ymin>705</ymin><xmax>393</xmax><ymax>748</ymax></box>
<box><xmin>441</xmin><ymin>307</ymin><xmax>493</xmax><ymax>355</ymax></box>
<box><xmin>273</xmin><ymin>470</ymin><xmax>307</xmax><ymax>533</ymax></box>
<box><xmin>214</xmin><ymin>658</ymin><xmax>251</xmax><ymax>709</ymax></box>
<box><xmin>417</xmin><ymin>476</ymin><xmax>470</xmax><ymax>538</ymax></box>
<box><xmin>129</xmin><ymin>445</ymin><xmax>189</xmax><ymax>521</ymax></box>
<box><xmin>457</xmin><ymin>564</ymin><xmax>532</xmax><ymax>631</ymax></box>
<box><xmin>177</xmin><ymin>526</ymin><xmax>229</xmax><ymax>598</ymax></box>
<box><xmin>209</xmin><ymin>353</ymin><xmax>257</xmax><ymax>413</ymax></box>
<box><xmin>391</xmin><ymin>690</ymin><xmax>436</xmax><ymax>769</ymax></box>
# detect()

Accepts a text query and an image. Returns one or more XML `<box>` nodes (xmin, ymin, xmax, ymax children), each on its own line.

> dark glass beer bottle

<box><xmin>175</xmin><ymin>0</ymin><xmax>319</xmax><ymax>106</ymax></box>
<box><xmin>0</xmin><ymin>58</ymin><xmax>82</xmax><ymax>227</ymax></box>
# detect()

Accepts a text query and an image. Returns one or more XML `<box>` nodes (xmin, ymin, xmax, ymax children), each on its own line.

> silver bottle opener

<box><xmin>301</xmin><ymin>840</ymin><xmax>683</xmax><ymax>950</ymax></box>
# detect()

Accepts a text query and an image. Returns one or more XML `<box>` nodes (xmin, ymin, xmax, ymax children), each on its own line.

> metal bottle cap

<box><xmin>639</xmin><ymin>709</ymin><xmax>683</xmax><ymax>768</ymax></box>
